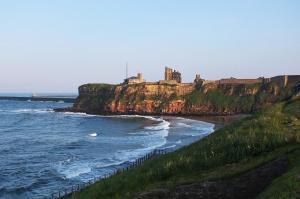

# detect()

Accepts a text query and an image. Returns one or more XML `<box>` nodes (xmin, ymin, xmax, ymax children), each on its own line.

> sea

<box><xmin>0</xmin><ymin>98</ymin><xmax>214</xmax><ymax>199</ymax></box>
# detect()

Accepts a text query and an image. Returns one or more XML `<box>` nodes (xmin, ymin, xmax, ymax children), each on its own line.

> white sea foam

<box><xmin>177</xmin><ymin>122</ymin><xmax>192</xmax><ymax>128</ymax></box>
<box><xmin>100</xmin><ymin>114</ymin><xmax>159</xmax><ymax>122</ymax></box>
<box><xmin>62</xmin><ymin>112</ymin><xmax>97</xmax><ymax>117</ymax></box>
<box><xmin>144</xmin><ymin>120</ymin><xmax>170</xmax><ymax>131</ymax></box>
<box><xmin>192</xmin><ymin>126</ymin><xmax>214</xmax><ymax>132</ymax></box>
<box><xmin>94</xmin><ymin>151</ymin><xmax>145</xmax><ymax>169</ymax></box>
<box><xmin>112</xmin><ymin>144</ymin><xmax>163</xmax><ymax>163</ymax></box>
<box><xmin>94</xmin><ymin>144</ymin><xmax>164</xmax><ymax>170</ymax></box>
<box><xmin>174</xmin><ymin>117</ymin><xmax>215</xmax><ymax>133</ymax></box>
<box><xmin>60</xmin><ymin>113</ymin><xmax>165</xmax><ymax>124</ymax></box>
<box><xmin>89</xmin><ymin>133</ymin><xmax>98</xmax><ymax>137</ymax></box>
<box><xmin>176</xmin><ymin>140</ymin><xmax>182</xmax><ymax>144</ymax></box>
<box><xmin>94</xmin><ymin>157</ymin><xmax>130</xmax><ymax>169</ymax></box>
<box><xmin>104</xmin><ymin>121</ymin><xmax>171</xmax><ymax>165</ymax></box>
<box><xmin>161</xmin><ymin>144</ymin><xmax>177</xmax><ymax>150</ymax></box>
<box><xmin>59</xmin><ymin>163</ymin><xmax>92</xmax><ymax>179</ymax></box>
<box><xmin>55</xmin><ymin>116</ymin><xmax>214</xmax><ymax>180</ymax></box>
<box><xmin>100</xmin><ymin>115</ymin><xmax>171</xmax><ymax>137</ymax></box>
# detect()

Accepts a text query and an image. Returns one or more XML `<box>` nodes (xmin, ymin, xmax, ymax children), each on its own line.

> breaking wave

<box><xmin>56</xmin><ymin>160</ymin><xmax>92</xmax><ymax>179</ymax></box>
<box><xmin>144</xmin><ymin>119</ymin><xmax>170</xmax><ymax>131</ymax></box>
<box><xmin>177</xmin><ymin>122</ymin><xmax>192</xmax><ymax>128</ymax></box>
<box><xmin>61</xmin><ymin>112</ymin><xmax>97</xmax><ymax>117</ymax></box>
<box><xmin>99</xmin><ymin>114</ymin><xmax>159</xmax><ymax>121</ymax></box>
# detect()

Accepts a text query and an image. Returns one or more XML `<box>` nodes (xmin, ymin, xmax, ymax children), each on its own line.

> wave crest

<box><xmin>144</xmin><ymin>119</ymin><xmax>170</xmax><ymax>131</ymax></box>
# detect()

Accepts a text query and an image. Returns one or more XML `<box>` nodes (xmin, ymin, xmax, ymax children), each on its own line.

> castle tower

<box><xmin>165</xmin><ymin>67</ymin><xmax>173</xmax><ymax>81</ymax></box>
<box><xmin>137</xmin><ymin>73</ymin><xmax>143</xmax><ymax>81</ymax></box>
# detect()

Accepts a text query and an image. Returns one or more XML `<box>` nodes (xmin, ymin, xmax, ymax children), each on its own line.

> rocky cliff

<box><xmin>67</xmin><ymin>76</ymin><xmax>300</xmax><ymax>115</ymax></box>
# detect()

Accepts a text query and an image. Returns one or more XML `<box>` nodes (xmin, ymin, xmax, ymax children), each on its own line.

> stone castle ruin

<box><xmin>164</xmin><ymin>67</ymin><xmax>182</xmax><ymax>83</ymax></box>
<box><xmin>122</xmin><ymin>66</ymin><xmax>300</xmax><ymax>89</ymax></box>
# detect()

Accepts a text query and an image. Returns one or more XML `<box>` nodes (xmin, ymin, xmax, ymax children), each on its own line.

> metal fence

<box><xmin>50</xmin><ymin>148</ymin><xmax>169</xmax><ymax>199</ymax></box>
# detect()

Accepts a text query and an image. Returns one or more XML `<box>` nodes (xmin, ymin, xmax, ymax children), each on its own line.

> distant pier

<box><xmin>0</xmin><ymin>96</ymin><xmax>77</xmax><ymax>103</ymax></box>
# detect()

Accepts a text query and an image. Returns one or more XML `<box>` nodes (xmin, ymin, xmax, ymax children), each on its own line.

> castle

<box><xmin>123</xmin><ymin>66</ymin><xmax>299</xmax><ymax>88</ymax></box>
<box><xmin>123</xmin><ymin>67</ymin><xmax>183</xmax><ymax>85</ymax></box>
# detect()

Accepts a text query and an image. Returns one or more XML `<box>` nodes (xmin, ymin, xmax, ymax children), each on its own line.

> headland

<box><xmin>56</xmin><ymin>67</ymin><xmax>300</xmax><ymax>116</ymax></box>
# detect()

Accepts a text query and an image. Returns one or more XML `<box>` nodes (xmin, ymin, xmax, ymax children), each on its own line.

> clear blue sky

<box><xmin>0</xmin><ymin>0</ymin><xmax>299</xmax><ymax>93</ymax></box>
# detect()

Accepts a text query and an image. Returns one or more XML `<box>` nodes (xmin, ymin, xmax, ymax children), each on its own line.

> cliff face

<box><xmin>72</xmin><ymin>77</ymin><xmax>300</xmax><ymax>115</ymax></box>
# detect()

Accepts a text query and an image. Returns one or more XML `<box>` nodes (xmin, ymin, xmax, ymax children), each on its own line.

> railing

<box><xmin>50</xmin><ymin>148</ymin><xmax>170</xmax><ymax>199</ymax></box>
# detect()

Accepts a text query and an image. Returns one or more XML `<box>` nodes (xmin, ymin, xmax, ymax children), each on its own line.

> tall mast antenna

<box><xmin>126</xmin><ymin>62</ymin><xmax>128</xmax><ymax>79</ymax></box>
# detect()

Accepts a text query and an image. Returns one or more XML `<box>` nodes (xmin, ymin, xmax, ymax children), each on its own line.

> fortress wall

<box><xmin>218</xmin><ymin>79</ymin><xmax>263</xmax><ymax>85</ymax></box>
<box><xmin>202</xmin><ymin>80</ymin><xmax>218</xmax><ymax>85</ymax></box>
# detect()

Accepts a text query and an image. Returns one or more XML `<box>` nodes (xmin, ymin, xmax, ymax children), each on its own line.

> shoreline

<box><xmin>54</xmin><ymin>107</ymin><xmax>249</xmax><ymax>130</ymax></box>
<box><xmin>183</xmin><ymin>114</ymin><xmax>250</xmax><ymax>130</ymax></box>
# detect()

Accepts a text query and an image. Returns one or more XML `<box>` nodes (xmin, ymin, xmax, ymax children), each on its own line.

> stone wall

<box><xmin>217</xmin><ymin>78</ymin><xmax>263</xmax><ymax>85</ymax></box>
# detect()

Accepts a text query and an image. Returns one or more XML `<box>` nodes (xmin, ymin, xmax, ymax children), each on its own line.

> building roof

<box><xmin>125</xmin><ymin>76</ymin><xmax>138</xmax><ymax>80</ymax></box>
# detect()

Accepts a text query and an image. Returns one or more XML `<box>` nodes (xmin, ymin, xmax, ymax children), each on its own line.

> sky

<box><xmin>0</xmin><ymin>0</ymin><xmax>299</xmax><ymax>93</ymax></box>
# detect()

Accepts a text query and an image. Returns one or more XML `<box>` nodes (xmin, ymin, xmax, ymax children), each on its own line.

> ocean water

<box><xmin>0</xmin><ymin>100</ymin><xmax>214</xmax><ymax>199</ymax></box>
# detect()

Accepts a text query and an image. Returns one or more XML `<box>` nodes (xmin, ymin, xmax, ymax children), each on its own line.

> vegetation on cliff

<box><xmin>65</xmin><ymin>97</ymin><xmax>300</xmax><ymax>199</ymax></box>
<box><xmin>185</xmin><ymin>81</ymin><xmax>295</xmax><ymax>114</ymax></box>
<box><xmin>74</xmin><ymin>84</ymin><xmax>116</xmax><ymax>113</ymax></box>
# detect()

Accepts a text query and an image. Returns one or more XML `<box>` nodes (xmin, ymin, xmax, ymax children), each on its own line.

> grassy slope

<box><xmin>185</xmin><ymin>82</ymin><xmax>293</xmax><ymax>113</ymax></box>
<box><xmin>66</xmin><ymin>98</ymin><xmax>300</xmax><ymax>199</ymax></box>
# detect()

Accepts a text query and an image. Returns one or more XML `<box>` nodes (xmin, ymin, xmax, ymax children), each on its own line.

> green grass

<box><xmin>66</xmin><ymin>98</ymin><xmax>300</xmax><ymax>199</ymax></box>
<box><xmin>257</xmin><ymin>150</ymin><xmax>300</xmax><ymax>199</ymax></box>
<box><xmin>80</xmin><ymin>83</ymin><xmax>116</xmax><ymax>90</ymax></box>
<box><xmin>184</xmin><ymin>86</ymin><xmax>257</xmax><ymax>112</ymax></box>
<box><xmin>184</xmin><ymin>81</ymin><xmax>296</xmax><ymax>113</ymax></box>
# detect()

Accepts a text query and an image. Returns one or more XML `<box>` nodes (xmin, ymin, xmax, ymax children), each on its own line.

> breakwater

<box><xmin>0</xmin><ymin>96</ymin><xmax>76</xmax><ymax>103</ymax></box>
